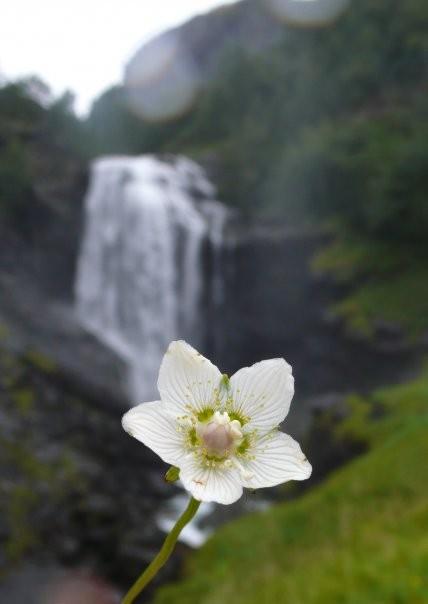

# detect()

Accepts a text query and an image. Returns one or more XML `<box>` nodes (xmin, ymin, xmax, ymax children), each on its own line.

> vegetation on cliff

<box><xmin>86</xmin><ymin>0</ymin><xmax>428</xmax><ymax>339</ymax></box>
<box><xmin>0</xmin><ymin>80</ymin><xmax>86</xmax><ymax>229</ymax></box>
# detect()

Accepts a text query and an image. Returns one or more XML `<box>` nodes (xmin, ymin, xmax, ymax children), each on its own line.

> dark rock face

<box><xmin>303</xmin><ymin>392</ymin><xmax>368</xmax><ymax>488</ymax></box>
<box><xmin>214</xmin><ymin>221</ymin><xmax>420</xmax><ymax>435</ymax></box>
<box><xmin>0</xmin><ymin>273</ymin><xmax>129</xmax><ymax>407</ymax></box>
<box><xmin>0</xmin><ymin>135</ymin><xmax>87</xmax><ymax>301</ymax></box>
<box><xmin>0</xmin><ymin>129</ymin><xmax>157</xmax><ymax>597</ymax></box>
<box><xmin>0</xmin><ymin>130</ymin><xmax>129</xmax><ymax>404</ymax></box>
<box><xmin>0</xmin><ymin>344</ymin><xmax>184</xmax><ymax>600</ymax></box>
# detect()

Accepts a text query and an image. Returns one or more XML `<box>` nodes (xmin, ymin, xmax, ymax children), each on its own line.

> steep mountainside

<box><xmin>118</xmin><ymin>0</ymin><xmax>428</xmax><ymax>342</ymax></box>
<box><xmin>126</xmin><ymin>0</ymin><xmax>282</xmax><ymax>82</ymax></box>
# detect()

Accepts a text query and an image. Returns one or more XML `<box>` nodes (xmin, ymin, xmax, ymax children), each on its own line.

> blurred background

<box><xmin>0</xmin><ymin>0</ymin><xmax>427</xmax><ymax>602</ymax></box>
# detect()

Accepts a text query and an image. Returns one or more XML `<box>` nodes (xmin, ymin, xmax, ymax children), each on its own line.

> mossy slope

<box><xmin>154</xmin><ymin>369</ymin><xmax>428</xmax><ymax>604</ymax></box>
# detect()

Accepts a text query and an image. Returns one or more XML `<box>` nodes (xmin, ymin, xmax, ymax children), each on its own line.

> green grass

<box><xmin>154</xmin><ymin>368</ymin><xmax>428</xmax><ymax>604</ymax></box>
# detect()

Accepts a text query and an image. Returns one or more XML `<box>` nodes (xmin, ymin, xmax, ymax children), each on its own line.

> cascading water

<box><xmin>75</xmin><ymin>155</ymin><xmax>228</xmax><ymax>402</ymax></box>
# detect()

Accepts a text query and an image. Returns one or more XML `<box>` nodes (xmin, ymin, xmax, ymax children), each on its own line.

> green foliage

<box><xmin>0</xmin><ymin>78</ymin><xmax>89</xmax><ymax>231</ymax></box>
<box><xmin>23</xmin><ymin>349</ymin><xmax>56</xmax><ymax>373</ymax></box>
<box><xmin>85</xmin><ymin>86</ymin><xmax>145</xmax><ymax>155</ymax></box>
<box><xmin>314</xmin><ymin>237</ymin><xmax>428</xmax><ymax>338</ymax></box>
<box><xmin>154</xmin><ymin>369</ymin><xmax>428</xmax><ymax>604</ymax></box>
<box><xmin>85</xmin><ymin>85</ymin><xmax>193</xmax><ymax>156</ymax></box>
<box><xmin>278</xmin><ymin>101</ymin><xmax>428</xmax><ymax>245</ymax></box>
<box><xmin>0</xmin><ymin>81</ymin><xmax>44</xmax><ymax>130</ymax></box>
<box><xmin>0</xmin><ymin>426</ymin><xmax>81</xmax><ymax>565</ymax></box>
<box><xmin>334</xmin><ymin>267</ymin><xmax>428</xmax><ymax>338</ymax></box>
<box><xmin>44</xmin><ymin>91</ymin><xmax>90</xmax><ymax>158</ymax></box>
<box><xmin>0</xmin><ymin>348</ymin><xmax>82</xmax><ymax>568</ymax></box>
<box><xmin>11</xmin><ymin>388</ymin><xmax>35</xmax><ymax>415</ymax></box>
<box><xmin>4</xmin><ymin>485</ymin><xmax>38</xmax><ymax>563</ymax></box>
<box><xmin>0</xmin><ymin>138</ymin><xmax>33</xmax><ymax>225</ymax></box>
<box><xmin>179</xmin><ymin>0</ymin><xmax>427</xmax><ymax>211</ymax></box>
<box><xmin>334</xmin><ymin>394</ymin><xmax>376</xmax><ymax>445</ymax></box>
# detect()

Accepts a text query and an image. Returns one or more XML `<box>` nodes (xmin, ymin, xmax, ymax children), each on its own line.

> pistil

<box><xmin>197</xmin><ymin>411</ymin><xmax>243</xmax><ymax>457</ymax></box>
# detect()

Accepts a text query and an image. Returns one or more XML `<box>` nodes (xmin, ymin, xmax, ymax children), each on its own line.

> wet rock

<box><xmin>304</xmin><ymin>393</ymin><xmax>368</xmax><ymax>488</ymax></box>
<box><xmin>217</xmin><ymin>225</ymin><xmax>421</xmax><ymax>437</ymax></box>
<box><xmin>0</xmin><ymin>347</ymin><xmax>180</xmax><ymax>596</ymax></box>
<box><xmin>0</xmin><ymin>273</ymin><xmax>129</xmax><ymax>407</ymax></box>
<box><xmin>307</xmin><ymin>392</ymin><xmax>350</xmax><ymax>420</ymax></box>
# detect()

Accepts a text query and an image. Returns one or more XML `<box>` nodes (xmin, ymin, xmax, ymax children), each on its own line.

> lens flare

<box><xmin>265</xmin><ymin>0</ymin><xmax>350</xmax><ymax>27</ymax></box>
<box><xmin>124</xmin><ymin>32</ymin><xmax>200</xmax><ymax>122</ymax></box>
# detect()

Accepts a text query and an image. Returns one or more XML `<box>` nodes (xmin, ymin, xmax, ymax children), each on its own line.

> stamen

<box><xmin>233</xmin><ymin>458</ymin><xmax>254</xmax><ymax>480</ymax></box>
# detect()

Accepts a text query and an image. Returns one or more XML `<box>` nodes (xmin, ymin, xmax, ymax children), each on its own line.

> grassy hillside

<box><xmin>154</xmin><ymin>368</ymin><xmax>428</xmax><ymax>604</ymax></box>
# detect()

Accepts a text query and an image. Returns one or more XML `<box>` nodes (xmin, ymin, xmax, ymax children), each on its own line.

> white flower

<box><xmin>122</xmin><ymin>340</ymin><xmax>312</xmax><ymax>505</ymax></box>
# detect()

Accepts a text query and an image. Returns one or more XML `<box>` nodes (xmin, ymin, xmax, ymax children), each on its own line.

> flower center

<box><xmin>197</xmin><ymin>411</ymin><xmax>243</xmax><ymax>458</ymax></box>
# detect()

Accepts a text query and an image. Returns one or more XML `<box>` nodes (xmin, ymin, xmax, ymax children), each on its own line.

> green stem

<box><xmin>122</xmin><ymin>496</ymin><xmax>201</xmax><ymax>604</ymax></box>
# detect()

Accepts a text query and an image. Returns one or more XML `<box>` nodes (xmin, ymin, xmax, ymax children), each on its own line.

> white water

<box><xmin>75</xmin><ymin>155</ymin><xmax>227</xmax><ymax>402</ymax></box>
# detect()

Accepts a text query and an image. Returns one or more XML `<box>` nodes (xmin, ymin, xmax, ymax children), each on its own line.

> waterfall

<box><xmin>75</xmin><ymin>155</ymin><xmax>227</xmax><ymax>402</ymax></box>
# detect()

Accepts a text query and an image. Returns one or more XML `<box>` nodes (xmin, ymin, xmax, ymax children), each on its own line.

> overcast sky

<box><xmin>0</xmin><ymin>0</ymin><xmax>236</xmax><ymax>114</ymax></box>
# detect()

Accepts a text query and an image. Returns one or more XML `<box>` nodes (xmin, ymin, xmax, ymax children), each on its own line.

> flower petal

<box><xmin>122</xmin><ymin>401</ymin><xmax>183</xmax><ymax>466</ymax></box>
<box><xmin>240</xmin><ymin>431</ymin><xmax>312</xmax><ymax>489</ymax></box>
<box><xmin>157</xmin><ymin>340</ymin><xmax>223</xmax><ymax>416</ymax></box>
<box><xmin>230</xmin><ymin>359</ymin><xmax>294</xmax><ymax>431</ymax></box>
<box><xmin>180</xmin><ymin>456</ymin><xmax>243</xmax><ymax>504</ymax></box>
